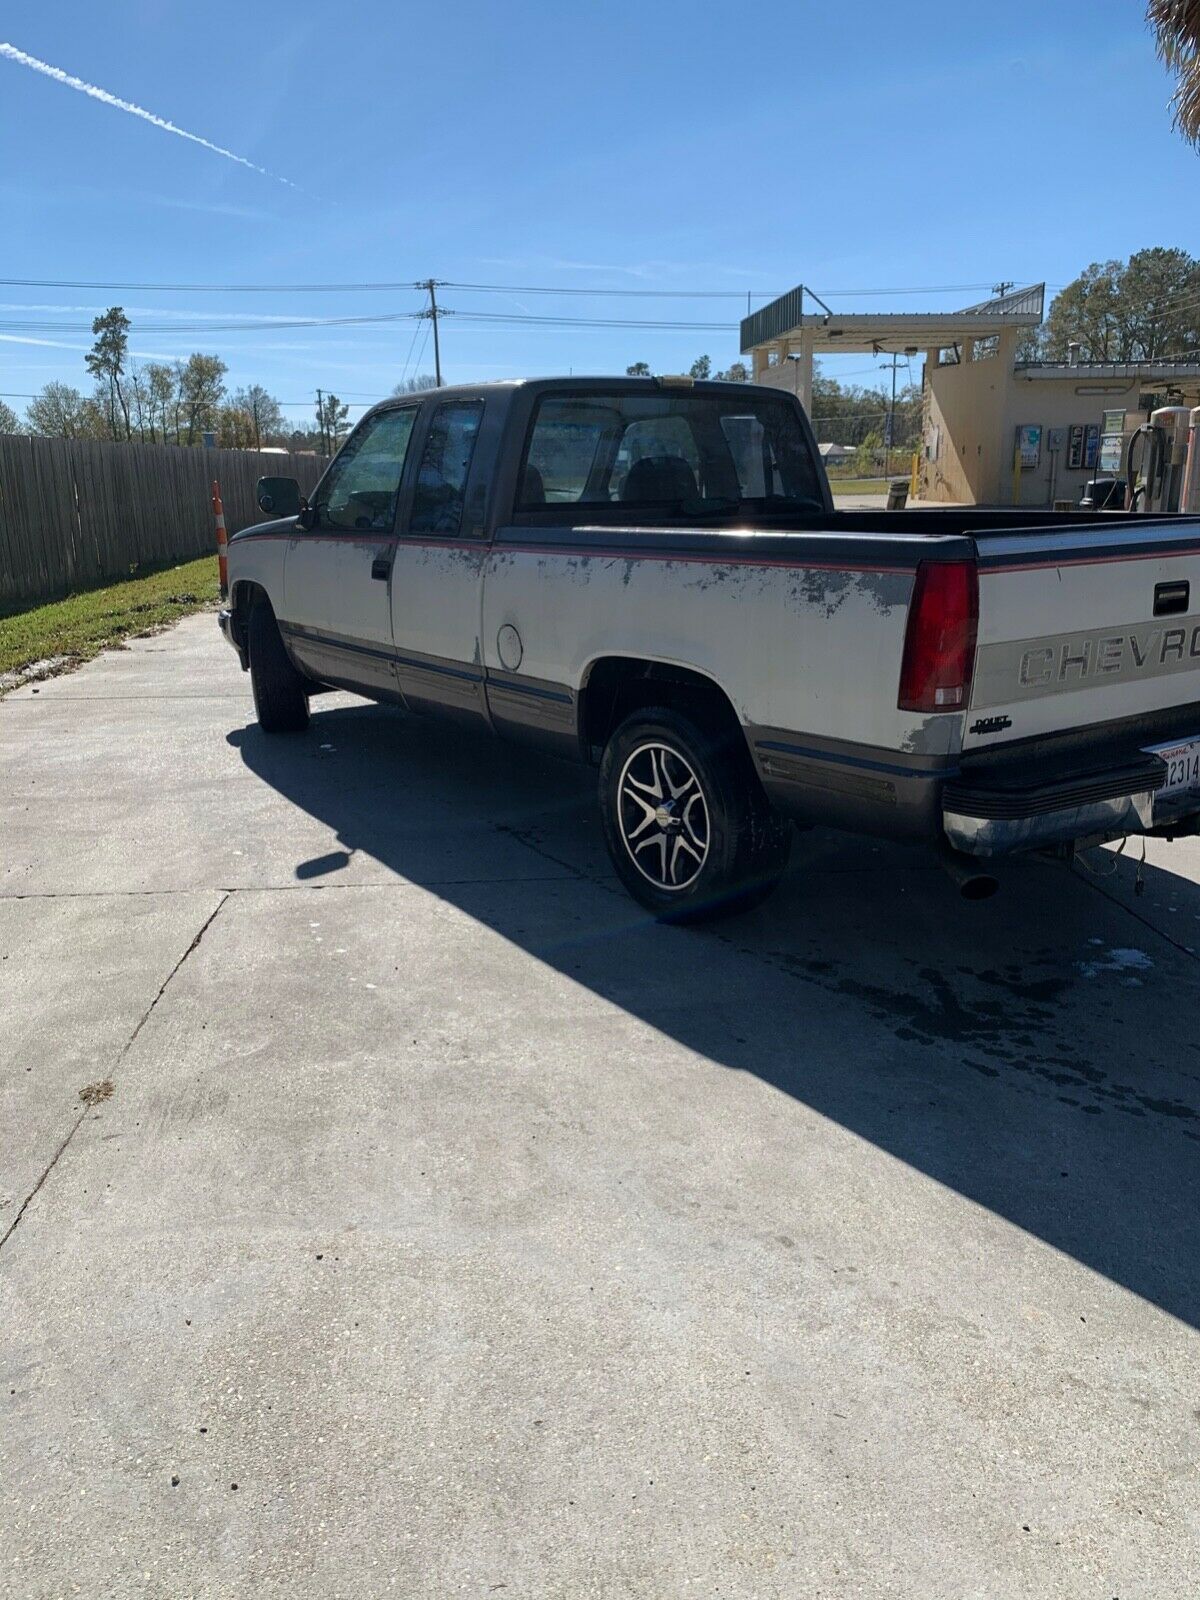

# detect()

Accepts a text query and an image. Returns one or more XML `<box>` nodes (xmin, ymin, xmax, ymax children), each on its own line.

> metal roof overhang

<box><xmin>743</xmin><ymin>312</ymin><xmax>1042</xmax><ymax>355</ymax></box>
<box><xmin>740</xmin><ymin>283</ymin><xmax>1045</xmax><ymax>355</ymax></box>
<box><xmin>1017</xmin><ymin>360</ymin><xmax>1200</xmax><ymax>382</ymax></box>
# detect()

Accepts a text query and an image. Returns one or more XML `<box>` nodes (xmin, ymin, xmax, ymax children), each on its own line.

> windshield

<box><xmin>517</xmin><ymin>388</ymin><xmax>824</xmax><ymax>517</ymax></box>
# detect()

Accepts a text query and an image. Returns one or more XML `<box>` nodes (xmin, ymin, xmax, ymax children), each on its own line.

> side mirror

<box><xmin>257</xmin><ymin>475</ymin><xmax>302</xmax><ymax>518</ymax></box>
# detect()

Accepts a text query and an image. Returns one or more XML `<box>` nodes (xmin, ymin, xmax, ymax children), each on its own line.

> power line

<box><xmin>412</xmin><ymin>319</ymin><xmax>432</xmax><ymax>379</ymax></box>
<box><xmin>0</xmin><ymin>309</ymin><xmax>742</xmax><ymax>335</ymax></box>
<box><xmin>0</xmin><ymin>273</ymin><xmax>1011</xmax><ymax>299</ymax></box>
<box><xmin>0</xmin><ymin>311</ymin><xmax>425</xmax><ymax>334</ymax></box>
<box><xmin>398</xmin><ymin>316</ymin><xmax>423</xmax><ymax>388</ymax></box>
<box><xmin>447</xmin><ymin>281</ymin><xmax>760</xmax><ymax>300</ymax></box>
<box><xmin>0</xmin><ymin>277</ymin><xmax>431</xmax><ymax>294</ymax></box>
<box><xmin>446</xmin><ymin>280</ymin><xmax>1010</xmax><ymax>299</ymax></box>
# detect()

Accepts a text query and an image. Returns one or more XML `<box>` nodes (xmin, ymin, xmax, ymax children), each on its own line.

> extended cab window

<box><xmin>516</xmin><ymin>389</ymin><xmax>823</xmax><ymax>517</ymax></box>
<box><xmin>313</xmin><ymin>407</ymin><xmax>417</xmax><ymax>533</ymax></box>
<box><xmin>409</xmin><ymin>402</ymin><xmax>484</xmax><ymax>536</ymax></box>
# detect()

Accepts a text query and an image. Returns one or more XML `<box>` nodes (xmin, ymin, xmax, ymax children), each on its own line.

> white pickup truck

<box><xmin>219</xmin><ymin>376</ymin><xmax>1200</xmax><ymax>918</ymax></box>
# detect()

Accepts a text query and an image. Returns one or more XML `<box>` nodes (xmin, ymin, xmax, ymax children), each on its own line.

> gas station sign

<box><xmin>1098</xmin><ymin>408</ymin><xmax>1125</xmax><ymax>476</ymax></box>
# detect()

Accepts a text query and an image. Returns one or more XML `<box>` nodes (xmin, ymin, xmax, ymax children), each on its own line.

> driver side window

<box><xmin>314</xmin><ymin>407</ymin><xmax>417</xmax><ymax>533</ymax></box>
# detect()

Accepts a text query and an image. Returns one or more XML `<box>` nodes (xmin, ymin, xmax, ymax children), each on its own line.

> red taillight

<box><xmin>897</xmin><ymin>559</ymin><xmax>978</xmax><ymax>713</ymax></box>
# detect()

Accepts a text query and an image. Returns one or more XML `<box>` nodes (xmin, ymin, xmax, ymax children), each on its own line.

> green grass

<box><xmin>826</xmin><ymin>476</ymin><xmax>893</xmax><ymax>495</ymax></box>
<box><xmin>0</xmin><ymin>556</ymin><xmax>220</xmax><ymax>683</ymax></box>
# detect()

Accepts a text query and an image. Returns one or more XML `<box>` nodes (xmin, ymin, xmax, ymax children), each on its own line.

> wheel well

<box><xmin>226</xmin><ymin>580</ymin><xmax>271</xmax><ymax>666</ymax></box>
<box><xmin>580</xmin><ymin>656</ymin><xmax>745</xmax><ymax>761</ymax></box>
<box><xmin>231</xmin><ymin>579</ymin><xmax>270</xmax><ymax>625</ymax></box>
<box><xmin>232</xmin><ymin>580</ymin><xmax>330</xmax><ymax>694</ymax></box>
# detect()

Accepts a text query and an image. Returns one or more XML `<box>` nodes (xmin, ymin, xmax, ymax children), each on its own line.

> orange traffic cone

<box><xmin>211</xmin><ymin>480</ymin><xmax>229</xmax><ymax>597</ymax></box>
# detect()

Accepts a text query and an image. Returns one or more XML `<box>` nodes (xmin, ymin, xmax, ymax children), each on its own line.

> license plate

<box><xmin>1153</xmin><ymin>737</ymin><xmax>1200</xmax><ymax>799</ymax></box>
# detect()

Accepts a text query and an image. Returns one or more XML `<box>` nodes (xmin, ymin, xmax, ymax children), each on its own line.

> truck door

<box><xmin>282</xmin><ymin>405</ymin><xmax>418</xmax><ymax>696</ymax></box>
<box><xmin>388</xmin><ymin>398</ymin><xmax>491</xmax><ymax>725</ymax></box>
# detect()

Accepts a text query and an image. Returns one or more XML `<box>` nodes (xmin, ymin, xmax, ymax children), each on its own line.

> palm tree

<box><xmin>1149</xmin><ymin>0</ymin><xmax>1200</xmax><ymax>144</ymax></box>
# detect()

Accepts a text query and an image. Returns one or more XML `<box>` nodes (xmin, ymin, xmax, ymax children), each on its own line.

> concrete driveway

<box><xmin>2</xmin><ymin>614</ymin><xmax>1198</xmax><ymax>1598</ymax></box>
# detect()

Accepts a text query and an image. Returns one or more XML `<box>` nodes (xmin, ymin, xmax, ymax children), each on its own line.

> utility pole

<box><xmin>878</xmin><ymin>346</ymin><xmax>918</xmax><ymax>481</ymax></box>
<box><xmin>991</xmin><ymin>280</ymin><xmax>1015</xmax><ymax>299</ymax></box>
<box><xmin>879</xmin><ymin>352</ymin><xmax>902</xmax><ymax>480</ymax></box>
<box><xmin>316</xmin><ymin>387</ymin><xmax>326</xmax><ymax>455</ymax></box>
<box><xmin>251</xmin><ymin>392</ymin><xmax>261</xmax><ymax>450</ymax></box>
<box><xmin>420</xmin><ymin>279</ymin><xmax>444</xmax><ymax>387</ymax></box>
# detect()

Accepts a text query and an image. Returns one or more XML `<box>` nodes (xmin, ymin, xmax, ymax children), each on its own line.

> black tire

<box><xmin>598</xmin><ymin>704</ymin><xmax>790</xmax><ymax>922</ymax></box>
<box><xmin>248</xmin><ymin>603</ymin><xmax>309</xmax><ymax>733</ymax></box>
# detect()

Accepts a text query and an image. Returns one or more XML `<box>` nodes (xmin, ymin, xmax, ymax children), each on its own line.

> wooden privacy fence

<box><xmin>0</xmin><ymin>436</ymin><xmax>329</xmax><ymax>611</ymax></box>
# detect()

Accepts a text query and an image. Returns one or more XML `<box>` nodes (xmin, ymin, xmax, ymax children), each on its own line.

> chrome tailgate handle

<box><xmin>1154</xmin><ymin>580</ymin><xmax>1189</xmax><ymax>617</ymax></box>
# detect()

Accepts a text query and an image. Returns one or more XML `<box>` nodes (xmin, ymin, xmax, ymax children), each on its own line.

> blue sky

<box><xmin>0</xmin><ymin>0</ymin><xmax>1195</xmax><ymax>427</ymax></box>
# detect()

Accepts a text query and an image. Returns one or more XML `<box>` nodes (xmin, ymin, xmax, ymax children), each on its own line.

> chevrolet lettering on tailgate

<box><xmin>973</xmin><ymin>617</ymin><xmax>1200</xmax><ymax>705</ymax></box>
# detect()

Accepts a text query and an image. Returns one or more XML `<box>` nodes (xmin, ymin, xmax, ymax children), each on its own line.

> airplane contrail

<box><xmin>0</xmin><ymin>42</ymin><xmax>300</xmax><ymax>190</ymax></box>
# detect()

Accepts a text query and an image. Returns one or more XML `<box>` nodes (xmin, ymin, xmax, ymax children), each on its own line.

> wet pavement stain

<box><xmin>758</xmin><ymin>944</ymin><xmax>1200</xmax><ymax>1134</ymax></box>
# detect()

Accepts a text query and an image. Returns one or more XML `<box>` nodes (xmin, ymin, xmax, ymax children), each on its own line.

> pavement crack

<box><xmin>0</xmin><ymin>876</ymin><xmax>572</xmax><ymax>901</ymax></box>
<box><xmin>491</xmin><ymin>822</ymin><xmax>621</xmax><ymax>893</ymax></box>
<box><xmin>115</xmin><ymin>891</ymin><xmax>230</xmax><ymax>1065</ymax></box>
<box><xmin>0</xmin><ymin>891</ymin><xmax>230</xmax><ymax>1256</ymax></box>
<box><xmin>0</xmin><ymin>1109</ymin><xmax>88</xmax><ymax>1254</ymax></box>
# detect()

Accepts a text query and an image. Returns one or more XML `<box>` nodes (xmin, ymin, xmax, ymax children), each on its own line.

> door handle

<box><xmin>371</xmin><ymin>554</ymin><xmax>392</xmax><ymax>582</ymax></box>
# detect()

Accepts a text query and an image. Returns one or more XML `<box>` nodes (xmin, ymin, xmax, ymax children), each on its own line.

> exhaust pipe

<box><xmin>939</xmin><ymin>846</ymin><xmax>999</xmax><ymax>901</ymax></box>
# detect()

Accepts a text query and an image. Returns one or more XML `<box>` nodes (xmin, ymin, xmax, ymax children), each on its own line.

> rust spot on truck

<box><xmin>900</xmin><ymin>717</ymin><xmax>962</xmax><ymax>756</ymax></box>
<box><xmin>786</xmin><ymin>567</ymin><xmax>913</xmax><ymax>619</ymax></box>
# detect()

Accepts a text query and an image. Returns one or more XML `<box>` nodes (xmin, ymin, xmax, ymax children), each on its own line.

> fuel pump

<box><xmin>1124</xmin><ymin>404</ymin><xmax>1192</xmax><ymax>513</ymax></box>
<box><xmin>1180</xmin><ymin>406</ymin><xmax>1200</xmax><ymax>514</ymax></box>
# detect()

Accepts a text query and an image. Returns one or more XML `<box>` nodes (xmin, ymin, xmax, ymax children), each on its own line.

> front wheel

<box><xmin>248</xmin><ymin>603</ymin><xmax>309</xmax><ymax>733</ymax></box>
<box><xmin>598</xmin><ymin>705</ymin><xmax>790</xmax><ymax>921</ymax></box>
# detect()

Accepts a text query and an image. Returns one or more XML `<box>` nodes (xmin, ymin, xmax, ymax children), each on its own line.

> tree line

<box><xmin>625</xmin><ymin>355</ymin><xmax>750</xmax><ymax>382</ymax></box>
<box><xmin>0</xmin><ymin>305</ymin><xmax>440</xmax><ymax>452</ymax></box>
<box><xmin>1034</xmin><ymin>246</ymin><xmax>1200</xmax><ymax>363</ymax></box>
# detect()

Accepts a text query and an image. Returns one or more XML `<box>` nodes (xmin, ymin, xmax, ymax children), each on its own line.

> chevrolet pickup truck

<box><xmin>219</xmin><ymin>376</ymin><xmax>1200</xmax><ymax>918</ymax></box>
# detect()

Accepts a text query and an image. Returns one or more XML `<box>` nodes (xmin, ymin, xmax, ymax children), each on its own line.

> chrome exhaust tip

<box><xmin>939</xmin><ymin>847</ymin><xmax>1000</xmax><ymax>901</ymax></box>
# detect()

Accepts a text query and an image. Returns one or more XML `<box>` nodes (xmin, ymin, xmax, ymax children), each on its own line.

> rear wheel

<box><xmin>598</xmin><ymin>705</ymin><xmax>790</xmax><ymax>921</ymax></box>
<box><xmin>248</xmin><ymin>603</ymin><xmax>309</xmax><ymax>733</ymax></box>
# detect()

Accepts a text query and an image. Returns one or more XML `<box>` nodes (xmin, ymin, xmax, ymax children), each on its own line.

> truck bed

<box><xmin>814</xmin><ymin>507</ymin><xmax>1186</xmax><ymax>538</ymax></box>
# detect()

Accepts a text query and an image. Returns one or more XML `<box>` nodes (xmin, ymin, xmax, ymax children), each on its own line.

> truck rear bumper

<box><xmin>944</xmin><ymin>791</ymin><xmax>1160</xmax><ymax>854</ymax></box>
<box><xmin>944</xmin><ymin>746</ymin><xmax>1200</xmax><ymax>855</ymax></box>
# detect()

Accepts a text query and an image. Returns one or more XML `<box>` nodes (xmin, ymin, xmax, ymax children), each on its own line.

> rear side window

<box><xmin>410</xmin><ymin>402</ymin><xmax>484</xmax><ymax>535</ymax></box>
<box><xmin>516</xmin><ymin>390</ymin><xmax>823</xmax><ymax>515</ymax></box>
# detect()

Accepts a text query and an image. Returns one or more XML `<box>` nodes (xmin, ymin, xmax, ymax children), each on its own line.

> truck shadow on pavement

<box><xmin>229</xmin><ymin>703</ymin><xmax>1200</xmax><ymax>1328</ymax></box>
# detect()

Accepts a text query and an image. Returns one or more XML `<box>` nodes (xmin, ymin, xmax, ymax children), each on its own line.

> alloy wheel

<box><xmin>616</xmin><ymin>741</ymin><xmax>711</xmax><ymax>891</ymax></box>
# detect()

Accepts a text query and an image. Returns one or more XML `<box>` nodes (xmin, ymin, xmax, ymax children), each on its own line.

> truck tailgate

<box><xmin>966</xmin><ymin>518</ymin><xmax>1200</xmax><ymax>752</ymax></box>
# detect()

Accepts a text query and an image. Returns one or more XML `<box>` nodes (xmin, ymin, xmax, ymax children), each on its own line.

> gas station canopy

<box><xmin>740</xmin><ymin>283</ymin><xmax>1046</xmax><ymax>409</ymax></box>
<box><xmin>740</xmin><ymin>283</ymin><xmax>1045</xmax><ymax>356</ymax></box>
